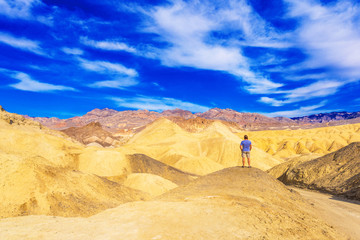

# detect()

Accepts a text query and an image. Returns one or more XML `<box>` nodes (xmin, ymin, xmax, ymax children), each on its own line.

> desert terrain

<box><xmin>1</xmin><ymin>106</ymin><xmax>359</xmax><ymax>239</ymax></box>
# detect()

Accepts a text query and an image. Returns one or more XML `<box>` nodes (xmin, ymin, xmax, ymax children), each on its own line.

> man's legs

<box><xmin>245</xmin><ymin>152</ymin><xmax>251</xmax><ymax>167</ymax></box>
<box><xmin>242</xmin><ymin>156</ymin><xmax>245</xmax><ymax>167</ymax></box>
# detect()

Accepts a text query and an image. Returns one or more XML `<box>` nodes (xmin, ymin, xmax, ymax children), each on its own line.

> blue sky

<box><xmin>1</xmin><ymin>0</ymin><xmax>360</xmax><ymax>118</ymax></box>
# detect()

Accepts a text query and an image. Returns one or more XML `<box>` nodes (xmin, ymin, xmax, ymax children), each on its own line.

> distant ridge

<box><xmin>22</xmin><ymin>107</ymin><xmax>360</xmax><ymax>133</ymax></box>
<box><xmin>25</xmin><ymin>107</ymin><xmax>297</xmax><ymax>132</ymax></box>
<box><xmin>292</xmin><ymin>111</ymin><xmax>360</xmax><ymax>123</ymax></box>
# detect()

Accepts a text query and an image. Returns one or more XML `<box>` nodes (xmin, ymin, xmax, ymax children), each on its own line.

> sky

<box><xmin>1</xmin><ymin>0</ymin><xmax>360</xmax><ymax>118</ymax></box>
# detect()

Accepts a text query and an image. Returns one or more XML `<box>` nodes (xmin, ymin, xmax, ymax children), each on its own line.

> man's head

<box><xmin>244</xmin><ymin>135</ymin><xmax>248</xmax><ymax>140</ymax></box>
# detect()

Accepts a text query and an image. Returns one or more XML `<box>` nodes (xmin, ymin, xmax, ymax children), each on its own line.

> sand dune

<box><xmin>0</xmin><ymin>167</ymin><xmax>347</xmax><ymax>240</ymax></box>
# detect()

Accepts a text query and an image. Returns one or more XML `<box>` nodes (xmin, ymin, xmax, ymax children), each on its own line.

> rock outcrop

<box><xmin>268</xmin><ymin>142</ymin><xmax>360</xmax><ymax>200</ymax></box>
<box><xmin>61</xmin><ymin>121</ymin><xmax>123</xmax><ymax>147</ymax></box>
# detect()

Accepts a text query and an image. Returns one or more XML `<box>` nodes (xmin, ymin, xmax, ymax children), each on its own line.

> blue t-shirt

<box><xmin>241</xmin><ymin>140</ymin><xmax>252</xmax><ymax>152</ymax></box>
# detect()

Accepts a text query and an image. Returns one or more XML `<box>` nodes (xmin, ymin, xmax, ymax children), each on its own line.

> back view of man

<box><xmin>240</xmin><ymin>135</ymin><xmax>252</xmax><ymax>168</ymax></box>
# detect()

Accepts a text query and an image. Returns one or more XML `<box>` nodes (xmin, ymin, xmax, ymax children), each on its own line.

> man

<box><xmin>240</xmin><ymin>135</ymin><xmax>252</xmax><ymax>168</ymax></box>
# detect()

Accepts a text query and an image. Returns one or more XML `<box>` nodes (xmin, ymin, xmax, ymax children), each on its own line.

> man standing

<box><xmin>240</xmin><ymin>135</ymin><xmax>252</xmax><ymax>168</ymax></box>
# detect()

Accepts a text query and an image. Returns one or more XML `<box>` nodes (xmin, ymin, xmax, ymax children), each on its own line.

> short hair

<box><xmin>244</xmin><ymin>135</ymin><xmax>248</xmax><ymax>139</ymax></box>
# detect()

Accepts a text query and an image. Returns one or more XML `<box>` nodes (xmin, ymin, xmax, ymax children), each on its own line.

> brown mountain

<box><xmin>197</xmin><ymin>108</ymin><xmax>296</xmax><ymax>129</ymax></box>
<box><xmin>26</xmin><ymin>107</ymin><xmax>297</xmax><ymax>132</ymax></box>
<box><xmin>268</xmin><ymin>142</ymin><xmax>360</xmax><ymax>200</ymax></box>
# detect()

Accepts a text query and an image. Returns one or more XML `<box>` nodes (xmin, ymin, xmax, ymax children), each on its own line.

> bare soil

<box><xmin>291</xmin><ymin>187</ymin><xmax>360</xmax><ymax>240</ymax></box>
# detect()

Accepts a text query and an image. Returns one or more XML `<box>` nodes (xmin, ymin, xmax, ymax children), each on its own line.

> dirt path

<box><xmin>291</xmin><ymin>187</ymin><xmax>360</xmax><ymax>240</ymax></box>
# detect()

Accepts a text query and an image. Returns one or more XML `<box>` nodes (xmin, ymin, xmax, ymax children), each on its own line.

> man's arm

<box><xmin>250</xmin><ymin>144</ymin><xmax>252</xmax><ymax>151</ymax></box>
<box><xmin>240</xmin><ymin>142</ymin><xmax>243</xmax><ymax>151</ymax></box>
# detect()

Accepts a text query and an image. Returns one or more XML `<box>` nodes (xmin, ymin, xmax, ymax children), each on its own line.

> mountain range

<box><xmin>25</xmin><ymin>108</ymin><xmax>360</xmax><ymax>134</ymax></box>
<box><xmin>292</xmin><ymin>111</ymin><xmax>360</xmax><ymax>123</ymax></box>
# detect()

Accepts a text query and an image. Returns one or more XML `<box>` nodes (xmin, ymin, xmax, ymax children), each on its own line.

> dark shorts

<box><xmin>242</xmin><ymin>151</ymin><xmax>250</xmax><ymax>158</ymax></box>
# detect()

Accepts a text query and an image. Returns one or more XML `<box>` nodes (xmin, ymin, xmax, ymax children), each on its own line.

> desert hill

<box><xmin>0</xmin><ymin>167</ymin><xmax>346</xmax><ymax>240</ymax></box>
<box><xmin>61</xmin><ymin>121</ymin><xmax>123</xmax><ymax>147</ymax></box>
<box><xmin>0</xmin><ymin>153</ymin><xmax>148</xmax><ymax>219</ymax></box>
<box><xmin>124</xmin><ymin>118</ymin><xmax>283</xmax><ymax>174</ymax></box>
<box><xmin>77</xmin><ymin>150</ymin><xmax>197</xmax><ymax>196</ymax></box>
<box><xmin>245</xmin><ymin>123</ymin><xmax>360</xmax><ymax>158</ymax></box>
<box><xmin>268</xmin><ymin>142</ymin><xmax>360</xmax><ymax>200</ymax></box>
<box><xmin>0</xmin><ymin>108</ymin><xmax>196</xmax><ymax>217</ymax></box>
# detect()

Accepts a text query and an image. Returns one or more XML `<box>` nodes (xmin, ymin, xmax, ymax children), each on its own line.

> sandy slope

<box><xmin>124</xmin><ymin>118</ymin><xmax>282</xmax><ymax>174</ymax></box>
<box><xmin>267</xmin><ymin>142</ymin><xmax>360</xmax><ymax>201</ymax></box>
<box><xmin>292</xmin><ymin>187</ymin><xmax>360</xmax><ymax>240</ymax></box>
<box><xmin>246</xmin><ymin>123</ymin><xmax>360</xmax><ymax>158</ymax></box>
<box><xmin>0</xmin><ymin>168</ymin><xmax>347</xmax><ymax>240</ymax></box>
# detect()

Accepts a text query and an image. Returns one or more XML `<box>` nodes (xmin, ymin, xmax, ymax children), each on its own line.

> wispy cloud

<box><xmin>0</xmin><ymin>0</ymin><xmax>52</xmax><ymax>24</ymax></box>
<box><xmin>286</xmin><ymin>0</ymin><xmax>360</xmax><ymax>81</ymax></box>
<box><xmin>259</xmin><ymin>97</ymin><xmax>285</xmax><ymax>107</ymax></box>
<box><xmin>81</xmin><ymin>37</ymin><xmax>136</xmax><ymax>53</ymax></box>
<box><xmin>89</xmin><ymin>78</ymin><xmax>138</xmax><ymax>89</ymax></box>
<box><xmin>77</xmin><ymin>58</ymin><xmax>139</xmax><ymax>88</ymax></box>
<box><xmin>111</xmin><ymin>95</ymin><xmax>210</xmax><ymax>112</ymax></box>
<box><xmin>78</xmin><ymin>58</ymin><xmax>138</xmax><ymax>77</ymax></box>
<box><xmin>62</xmin><ymin>47</ymin><xmax>84</xmax><ymax>55</ymax></box>
<box><xmin>0</xmin><ymin>0</ymin><xmax>37</xmax><ymax>19</ymax></box>
<box><xmin>9</xmin><ymin>72</ymin><xmax>76</xmax><ymax>92</ymax></box>
<box><xmin>0</xmin><ymin>32</ymin><xmax>46</xmax><ymax>56</ymax></box>
<box><xmin>141</xmin><ymin>0</ymin><xmax>283</xmax><ymax>94</ymax></box>
<box><xmin>259</xmin><ymin>80</ymin><xmax>344</xmax><ymax>106</ymax></box>
<box><xmin>284</xmin><ymin>73</ymin><xmax>329</xmax><ymax>81</ymax></box>
<box><xmin>284</xmin><ymin>80</ymin><xmax>343</xmax><ymax>101</ymax></box>
<box><xmin>263</xmin><ymin>101</ymin><xmax>332</xmax><ymax>118</ymax></box>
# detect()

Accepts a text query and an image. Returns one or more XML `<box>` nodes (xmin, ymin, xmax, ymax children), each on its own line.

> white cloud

<box><xmin>259</xmin><ymin>80</ymin><xmax>344</xmax><ymax>106</ymax></box>
<box><xmin>78</xmin><ymin>58</ymin><xmax>138</xmax><ymax>77</ymax></box>
<box><xmin>89</xmin><ymin>78</ymin><xmax>139</xmax><ymax>89</ymax></box>
<box><xmin>0</xmin><ymin>0</ymin><xmax>38</xmax><ymax>19</ymax></box>
<box><xmin>142</xmin><ymin>0</ymin><xmax>283</xmax><ymax>94</ymax></box>
<box><xmin>285</xmin><ymin>80</ymin><xmax>343</xmax><ymax>101</ymax></box>
<box><xmin>111</xmin><ymin>95</ymin><xmax>210</xmax><ymax>112</ymax></box>
<box><xmin>0</xmin><ymin>0</ymin><xmax>52</xmax><ymax>24</ymax></box>
<box><xmin>81</xmin><ymin>37</ymin><xmax>136</xmax><ymax>53</ymax></box>
<box><xmin>284</xmin><ymin>73</ymin><xmax>329</xmax><ymax>81</ymax></box>
<box><xmin>0</xmin><ymin>32</ymin><xmax>46</xmax><ymax>56</ymax></box>
<box><xmin>77</xmin><ymin>58</ymin><xmax>139</xmax><ymax>89</ymax></box>
<box><xmin>263</xmin><ymin>101</ymin><xmax>331</xmax><ymax>118</ymax></box>
<box><xmin>259</xmin><ymin>97</ymin><xmax>285</xmax><ymax>107</ymax></box>
<box><xmin>9</xmin><ymin>72</ymin><xmax>76</xmax><ymax>92</ymax></box>
<box><xmin>286</xmin><ymin>0</ymin><xmax>360</xmax><ymax>81</ymax></box>
<box><xmin>62</xmin><ymin>47</ymin><xmax>84</xmax><ymax>55</ymax></box>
